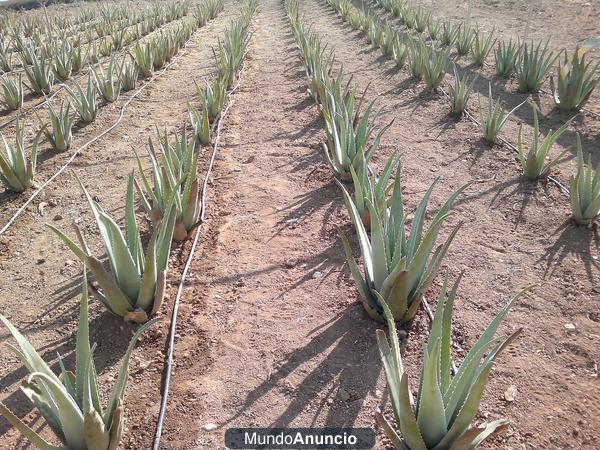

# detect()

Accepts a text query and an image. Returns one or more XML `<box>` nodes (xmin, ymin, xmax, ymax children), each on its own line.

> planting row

<box><xmin>364</xmin><ymin>0</ymin><xmax>598</xmax><ymax>111</ymax></box>
<box><xmin>325</xmin><ymin>0</ymin><xmax>599</xmax><ymax>226</ymax></box>
<box><xmin>0</xmin><ymin>1</ymin><xmax>224</xmax><ymax>198</ymax></box>
<box><xmin>0</xmin><ymin>1</ymin><xmax>256</xmax><ymax>449</ymax></box>
<box><xmin>287</xmin><ymin>0</ymin><xmax>595</xmax><ymax>448</ymax></box>
<box><xmin>0</xmin><ymin>1</ymin><xmax>193</xmax><ymax>111</ymax></box>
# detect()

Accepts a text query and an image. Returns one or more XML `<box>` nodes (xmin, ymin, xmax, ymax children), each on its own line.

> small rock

<box><xmin>201</xmin><ymin>423</ymin><xmax>218</xmax><ymax>432</ymax></box>
<box><xmin>284</xmin><ymin>259</ymin><xmax>296</xmax><ymax>269</ymax></box>
<box><xmin>564</xmin><ymin>323</ymin><xmax>576</xmax><ymax>332</ymax></box>
<box><xmin>338</xmin><ymin>388</ymin><xmax>350</xmax><ymax>402</ymax></box>
<box><xmin>312</xmin><ymin>271</ymin><xmax>323</xmax><ymax>279</ymax></box>
<box><xmin>36</xmin><ymin>258</ymin><xmax>45</xmax><ymax>265</ymax></box>
<box><xmin>53</xmin><ymin>214</ymin><xmax>63</xmax><ymax>221</ymax></box>
<box><xmin>65</xmin><ymin>259</ymin><xmax>74</xmax><ymax>266</ymax></box>
<box><xmin>504</xmin><ymin>386</ymin><xmax>517</xmax><ymax>402</ymax></box>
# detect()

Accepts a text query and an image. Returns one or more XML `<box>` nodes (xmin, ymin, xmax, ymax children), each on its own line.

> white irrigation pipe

<box><xmin>0</xmin><ymin>22</ymin><xmax>205</xmax><ymax>237</ymax></box>
<box><xmin>152</xmin><ymin>55</ymin><xmax>248</xmax><ymax>450</ymax></box>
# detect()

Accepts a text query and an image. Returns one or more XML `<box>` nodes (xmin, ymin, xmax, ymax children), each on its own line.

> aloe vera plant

<box><xmin>188</xmin><ymin>103</ymin><xmax>211</xmax><ymax>145</ymax></box>
<box><xmin>119</xmin><ymin>57</ymin><xmax>139</xmax><ymax>92</ymax></box>
<box><xmin>338</xmin><ymin>167</ymin><xmax>466</xmax><ymax>323</ymax></box>
<box><xmin>455</xmin><ymin>24</ymin><xmax>474</xmax><ymax>56</ymax></box>
<box><xmin>0</xmin><ymin>74</ymin><xmax>23</xmax><ymax>110</ymax></box>
<box><xmin>93</xmin><ymin>56</ymin><xmax>122</xmax><ymax>102</ymax></box>
<box><xmin>136</xmin><ymin>128</ymin><xmax>202</xmax><ymax>241</ymax></box>
<box><xmin>427</xmin><ymin>19</ymin><xmax>440</xmax><ymax>41</ymax></box>
<box><xmin>0</xmin><ymin>274</ymin><xmax>155</xmax><ymax>450</ymax></box>
<box><xmin>517</xmin><ymin>40</ymin><xmax>558</xmax><ymax>93</ymax></box>
<box><xmin>518</xmin><ymin>105</ymin><xmax>569</xmax><ymax>180</ymax></box>
<box><xmin>199</xmin><ymin>78</ymin><xmax>226</xmax><ymax>122</ymax></box>
<box><xmin>570</xmin><ymin>137</ymin><xmax>600</xmax><ymax>225</ymax></box>
<box><xmin>42</xmin><ymin>101</ymin><xmax>74</xmax><ymax>151</ymax></box>
<box><xmin>494</xmin><ymin>38</ymin><xmax>521</xmax><ymax>77</ymax></box>
<box><xmin>48</xmin><ymin>173</ymin><xmax>177</xmax><ymax>322</ymax></box>
<box><xmin>52</xmin><ymin>41</ymin><xmax>73</xmax><ymax>81</ymax></box>
<box><xmin>413</xmin><ymin>7</ymin><xmax>428</xmax><ymax>33</ymax></box>
<box><xmin>23</xmin><ymin>53</ymin><xmax>54</xmax><ymax>95</ymax></box>
<box><xmin>322</xmin><ymin>76</ymin><xmax>392</xmax><ymax>180</ymax></box>
<box><xmin>408</xmin><ymin>38</ymin><xmax>426</xmax><ymax>79</ymax></box>
<box><xmin>550</xmin><ymin>47</ymin><xmax>599</xmax><ymax>111</ymax></box>
<box><xmin>440</xmin><ymin>20</ymin><xmax>458</xmax><ymax>46</ymax></box>
<box><xmin>368</xmin><ymin>24</ymin><xmax>384</xmax><ymax>49</ymax></box>
<box><xmin>349</xmin><ymin>153</ymin><xmax>397</xmax><ymax>231</ymax></box>
<box><xmin>393</xmin><ymin>38</ymin><xmax>408</xmax><ymax>68</ymax></box>
<box><xmin>66</xmin><ymin>75</ymin><xmax>98</xmax><ymax>124</ymax></box>
<box><xmin>376</xmin><ymin>274</ymin><xmax>522</xmax><ymax>449</ymax></box>
<box><xmin>0</xmin><ymin>119</ymin><xmax>40</xmax><ymax>192</ymax></box>
<box><xmin>134</xmin><ymin>41</ymin><xmax>154</xmax><ymax>78</ymax></box>
<box><xmin>448</xmin><ymin>64</ymin><xmax>475</xmax><ymax>116</ymax></box>
<box><xmin>478</xmin><ymin>83</ymin><xmax>525</xmax><ymax>144</ymax></box>
<box><xmin>471</xmin><ymin>28</ymin><xmax>495</xmax><ymax>66</ymax></box>
<box><xmin>423</xmin><ymin>46</ymin><xmax>449</xmax><ymax>91</ymax></box>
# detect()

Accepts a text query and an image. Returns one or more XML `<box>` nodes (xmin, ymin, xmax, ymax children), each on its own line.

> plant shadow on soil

<box><xmin>0</xmin><ymin>273</ymin><xmax>144</xmax><ymax>443</ymax></box>
<box><xmin>221</xmin><ymin>308</ymin><xmax>388</xmax><ymax>429</ymax></box>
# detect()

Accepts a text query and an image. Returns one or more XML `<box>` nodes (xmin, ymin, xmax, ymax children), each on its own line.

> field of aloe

<box><xmin>0</xmin><ymin>0</ymin><xmax>598</xmax><ymax>449</ymax></box>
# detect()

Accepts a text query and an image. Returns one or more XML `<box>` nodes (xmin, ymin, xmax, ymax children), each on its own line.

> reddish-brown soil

<box><xmin>0</xmin><ymin>0</ymin><xmax>598</xmax><ymax>449</ymax></box>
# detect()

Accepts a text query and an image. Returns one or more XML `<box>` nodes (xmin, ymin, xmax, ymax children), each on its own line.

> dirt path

<box><xmin>0</xmin><ymin>3</ymin><xmax>238</xmax><ymax>448</ymax></box>
<box><xmin>160</xmin><ymin>0</ymin><xmax>395</xmax><ymax>447</ymax></box>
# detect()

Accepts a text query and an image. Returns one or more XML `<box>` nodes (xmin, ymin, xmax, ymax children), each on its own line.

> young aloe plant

<box><xmin>550</xmin><ymin>47</ymin><xmax>599</xmax><ymax>111</ymax></box>
<box><xmin>66</xmin><ymin>75</ymin><xmax>99</xmax><ymax>124</ymax></box>
<box><xmin>455</xmin><ymin>24</ymin><xmax>474</xmax><ymax>56</ymax></box>
<box><xmin>393</xmin><ymin>38</ymin><xmax>408</xmax><ymax>68</ymax></box>
<box><xmin>471</xmin><ymin>28</ymin><xmax>496</xmax><ymax>66</ymax></box>
<box><xmin>478</xmin><ymin>83</ymin><xmax>525</xmax><ymax>144</ymax></box>
<box><xmin>413</xmin><ymin>7</ymin><xmax>428</xmax><ymax>33</ymax></box>
<box><xmin>322</xmin><ymin>76</ymin><xmax>392</xmax><ymax>181</ymax></box>
<box><xmin>42</xmin><ymin>101</ymin><xmax>74</xmax><ymax>151</ymax></box>
<box><xmin>134</xmin><ymin>41</ymin><xmax>154</xmax><ymax>78</ymax></box>
<box><xmin>381</xmin><ymin>26</ymin><xmax>396</xmax><ymax>58</ymax></box>
<box><xmin>52</xmin><ymin>41</ymin><xmax>73</xmax><ymax>81</ymax></box>
<box><xmin>376</xmin><ymin>274</ymin><xmax>522</xmax><ymax>449</ymax></box>
<box><xmin>423</xmin><ymin>46</ymin><xmax>450</xmax><ymax>91</ymax></box>
<box><xmin>93</xmin><ymin>56</ymin><xmax>122</xmax><ymax>103</ymax></box>
<box><xmin>23</xmin><ymin>53</ymin><xmax>54</xmax><ymax>95</ymax></box>
<box><xmin>349</xmin><ymin>153</ymin><xmax>397</xmax><ymax>231</ymax></box>
<box><xmin>0</xmin><ymin>273</ymin><xmax>155</xmax><ymax>450</ymax></box>
<box><xmin>48</xmin><ymin>173</ymin><xmax>177</xmax><ymax>322</ymax></box>
<box><xmin>570</xmin><ymin>136</ymin><xmax>600</xmax><ymax>226</ymax></box>
<box><xmin>0</xmin><ymin>74</ymin><xmax>23</xmax><ymax>110</ymax></box>
<box><xmin>427</xmin><ymin>19</ymin><xmax>440</xmax><ymax>41</ymax></box>
<box><xmin>448</xmin><ymin>64</ymin><xmax>475</xmax><ymax>116</ymax></box>
<box><xmin>517</xmin><ymin>40</ymin><xmax>558</xmax><ymax>93</ymax></box>
<box><xmin>368</xmin><ymin>24</ymin><xmax>384</xmax><ymax>49</ymax></box>
<box><xmin>338</xmin><ymin>165</ymin><xmax>466</xmax><ymax>324</ymax></box>
<box><xmin>440</xmin><ymin>20</ymin><xmax>459</xmax><ymax>46</ymax></box>
<box><xmin>199</xmin><ymin>78</ymin><xmax>226</xmax><ymax>122</ymax></box>
<box><xmin>408</xmin><ymin>38</ymin><xmax>426</xmax><ymax>79</ymax></box>
<box><xmin>118</xmin><ymin>57</ymin><xmax>139</xmax><ymax>92</ymax></box>
<box><xmin>518</xmin><ymin>105</ymin><xmax>570</xmax><ymax>180</ymax></box>
<box><xmin>188</xmin><ymin>103</ymin><xmax>211</xmax><ymax>145</ymax></box>
<box><xmin>135</xmin><ymin>128</ymin><xmax>202</xmax><ymax>241</ymax></box>
<box><xmin>0</xmin><ymin>119</ymin><xmax>40</xmax><ymax>192</ymax></box>
<box><xmin>494</xmin><ymin>38</ymin><xmax>521</xmax><ymax>77</ymax></box>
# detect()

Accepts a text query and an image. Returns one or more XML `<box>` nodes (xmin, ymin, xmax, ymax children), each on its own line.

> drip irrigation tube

<box><xmin>152</xmin><ymin>57</ymin><xmax>248</xmax><ymax>450</ymax></box>
<box><xmin>0</xmin><ymin>20</ymin><xmax>209</xmax><ymax>237</ymax></box>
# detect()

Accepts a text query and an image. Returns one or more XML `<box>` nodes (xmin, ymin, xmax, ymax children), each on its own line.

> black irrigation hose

<box><xmin>151</xmin><ymin>51</ymin><xmax>250</xmax><ymax>450</ymax></box>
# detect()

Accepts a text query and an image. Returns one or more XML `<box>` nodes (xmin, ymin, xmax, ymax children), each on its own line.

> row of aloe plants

<box><xmin>0</xmin><ymin>1</ymin><xmax>257</xmax><ymax>448</ymax></box>
<box><xmin>368</xmin><ymin>0</ymin><xmax>599</xmax><ymax>111</ymax></box>
<box><xmin>0</xmin><ymin>1</ymin><xmax>189</xmax><ymax>76</ymax></box>
<box><xmin>0</xmin><ymin>0</ymin><xmax>224</xmax><ymax>196</ymax></box>
<box><xmin>0</xmin><ymin>1</ymin><xmax>193</xmax><ymax>110</ymax></box>
<box><xmin>326</xmin><ymin>0</ymin><xmax>599</xmax><ymax>225</ymax></box>
<box><xmin>286</xmin><ymin>1</ymin><xmax>594</xmax><ymax>449</ymax></box>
